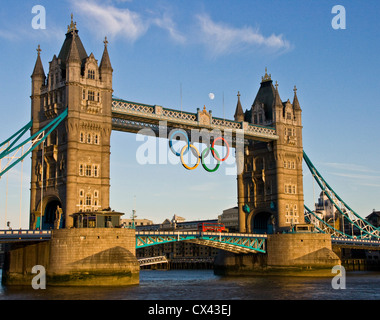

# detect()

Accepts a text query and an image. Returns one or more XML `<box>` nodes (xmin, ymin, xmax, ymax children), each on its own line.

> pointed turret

<box><xmin>99</xmin><ymin>37</ymin><xmax>113</xmax><ymax>71</ymax></box>
<box><xmin>292</xmin><ymin>85</ymin><xmax>301</xmax><ymax>111</ymax></box>
<box><xmin>234</xmin><ymin>91</ymin><xmax>245</xmax><ymax>122</ymax></box>
<box><xmin>31</xmin><ymin>45</ymin><xmax>45</xmax><ymax>79</ymax></box>
<box><xmin>273</xmin><ymin>81</ymin><xmax>282</xmax><ymax>108</ymax></box>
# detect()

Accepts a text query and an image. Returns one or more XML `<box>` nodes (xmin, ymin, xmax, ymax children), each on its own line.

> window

<box><xmin>79</xmin><ymin>164</ymin><xmax>84</xmax><ymax>176</ymax></box>
<box><xmin>284</xmin><ymin>161</ymin><xmax>287</xmax><ymax>168</ymax></box>
<box><xmin>94</xmin><ymin>190</ymin><xmax>99</xmax><ymax>198</ymax></box>
<box><xmin>80</xmin><ymin>132</ymin><xmax>84</xmax><ymax>143</ymax></box>
<box><xmin>88</xmin><ymin>69</ymin><xmax>95</xmax><ymax>80</ymax></box>
<box><xmin>86</xmin><ymin>194</ymin><xmax>92</xmax><ymax>206</ymax></box>
<box><xmin>85</xmin><ymin>165</ymin><xmax>92</xmax><ymax>177</ymax></box>
<box><xmin>287</xmin><ymin>112</ymin><xmax>292</xmax><ymax>120</ymax></box>
<box><xmin>87</xmin><ymin>133</ymin><xmax>92</xmax><ymax>144</ymax></box>
<box><xmin>88</xmin><ymin>90</ymin><xmax>95</xmax><ymax>101</ymax></box>
<box><xmin>94</xmin><ymin>134</ymin><xmax>99</xmax><ymax>145</ymax></box>
<box><xmin>93</xmin><ymin>165</ymin><xmax>99</xmax><ymax>177</ymax></box>
<box><xmin>79</xmin><ymin>189</ymin><xmax>84</xmax><ymax>197</ymax></box>
<box><xmin>82</xmin><ymin>89</ymin><xmax>86</xmax><ymax>100</ymax></box>
<box><xmin>97</xmin><ymin>92</ymin><xmax>100</xmax><ymax>102</ymax></box>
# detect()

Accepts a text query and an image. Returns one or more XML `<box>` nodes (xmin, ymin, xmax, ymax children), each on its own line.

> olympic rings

<box><xmin>169</xmin><ymin>130</ymin><xmax>230</xmax><ymax>172</ymax></box>
<box><xmin>169</xmin><ymin>130</ymin><xmax>190</xmax><ymax>156</ymax></box>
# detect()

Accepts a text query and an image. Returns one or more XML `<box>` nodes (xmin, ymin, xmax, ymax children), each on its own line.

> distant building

<box><xmin>366</xmin><ymin>210</ymin><xmax>380</xmax><ymax>228</ymax></box>
<box><xmin>218</xmin><ymin>207</ymin><xmax>239</xmax><ymax>232</ymax></box>
<box><xmin>120</xmin><ymin>218</ymin><xmax>153</xmax><ymax>228</ymax></box>
<box><xmin>315</xmin><ymin>191</ymin><xmax>337</xmax><ymax>220</ymax></box>
<box><xmin>171</xmin><ymin>214</ymin><xmax>185</xmax><ymax>224</ymax></box>
<box><xmin>135</xmin><ymin>215</ymin><xmax>220</xmax><ymax>268</ymax></box>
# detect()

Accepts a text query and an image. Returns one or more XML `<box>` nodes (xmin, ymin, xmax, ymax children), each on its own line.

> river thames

<box><xmin>0</xmin><ymin>269</ymin><xmax>379</xmax><ymax>300</ymax></box>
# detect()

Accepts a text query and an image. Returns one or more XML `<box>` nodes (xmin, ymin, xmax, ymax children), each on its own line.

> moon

<box><xmin>208</xmin><ymin>93</ymin><xmax>215</xmax><ymax>100</ymax></box>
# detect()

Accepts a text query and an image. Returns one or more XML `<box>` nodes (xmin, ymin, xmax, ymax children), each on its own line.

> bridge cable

<box><xmin>303</xmin><ymin>150</ymin><xmax>380</xmax><ymax>239</ymax></box>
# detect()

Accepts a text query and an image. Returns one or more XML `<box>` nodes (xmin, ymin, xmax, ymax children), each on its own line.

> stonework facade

<box><xmin>30</xmin><ymin>18</ymin><xmax>113</xmax><ymax>229</ymax></box>
<box><xmin>235</xmin><ymin>70</ymin><xmax>304</xmax><ymax>233</ymax></box>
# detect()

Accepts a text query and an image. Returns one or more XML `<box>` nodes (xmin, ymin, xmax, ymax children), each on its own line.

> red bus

<box><xmin>197</xmin><ymin>222</ymin><xmax>226</xmax><ymax>232</ymax></box>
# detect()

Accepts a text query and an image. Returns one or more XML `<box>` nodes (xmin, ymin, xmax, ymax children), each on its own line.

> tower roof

<box><xmin>252</xmin><ymin>68</ymin><xmax>278</xmax><ymax>121</ymax></box>
<box><xmin>99</xmin><ymin>37</ymin><xmax>113</xmax><ymax>71</ymax></box>
<box><xmin>31</xmin><ymin>45</ymin><xmax>45</xmax><ymax>78</ymax></box>
<box><xmin>58</xmin><ymin>15</ymin><xmax>88</xmax><ymax>69</ymax></box>
<box><xmin>234</xmin><ymin>91</ymin><xmax>244</xmax><ymax>121</ymax></box>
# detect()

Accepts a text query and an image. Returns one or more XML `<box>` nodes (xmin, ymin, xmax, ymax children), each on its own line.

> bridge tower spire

<box><xmin>29</xmin><ymin>17</ymin><xmax>113</xmax><ymax>229</ymax></box>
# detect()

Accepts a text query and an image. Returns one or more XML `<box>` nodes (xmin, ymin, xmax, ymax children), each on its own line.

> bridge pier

<box><xmin>2</xmin><ymin>228</ymin><xmax>139</xmax><ymax>286</ymax></box>
<box><xmin>214</xmin><ymin>233</ymin><xmax>340</xmax><ymax>276</ymax></box>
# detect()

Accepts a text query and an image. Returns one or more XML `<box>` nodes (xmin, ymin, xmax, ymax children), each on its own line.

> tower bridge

<box><xmin>0</xmin><ymin>17</ymin><xmax>379</xmax><ymax>285</ymax></box>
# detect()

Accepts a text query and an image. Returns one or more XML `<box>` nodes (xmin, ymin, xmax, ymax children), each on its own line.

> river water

<box><xmin>0</xmin><ymin>269</ymin><xmax>379</xmax><ymax>300</ymax></box>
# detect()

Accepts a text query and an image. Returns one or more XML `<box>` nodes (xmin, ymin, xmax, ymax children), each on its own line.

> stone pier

<box><xmin>2</xmin><ymin>228</ymin><xmax>139</xmax><ymax>286</ymax></box>
<box><xmin>214</xmin><ymin>233</ymin><xmax>340</xmax><ymax>277</ymax></box>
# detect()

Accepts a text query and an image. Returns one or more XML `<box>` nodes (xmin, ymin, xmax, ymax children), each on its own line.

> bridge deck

<box><xmin>111</xmin><ymin>98</ymin><xmax>279</xmax><ymax>142</ymax></box>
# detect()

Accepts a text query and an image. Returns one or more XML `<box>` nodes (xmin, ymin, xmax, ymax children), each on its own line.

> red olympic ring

<box><xmin>211</xmin><ymin>137</ymin><xmax>230</xmax><ymax>162</ymax></box>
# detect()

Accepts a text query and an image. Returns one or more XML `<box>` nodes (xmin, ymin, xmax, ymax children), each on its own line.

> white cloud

<box><xmin>152</xmin><ymin>13</ymin><xmax>186</xmax><ymax>44</ymax></box>
<box><xmin>72</xmin><ymin>0</ymin><xmax>148</xmax><ymax>41</ymax></box>
<box><xmin>195</xmin><ymin>13</ymin><xmax>291</xmax><ymax>56</ymax></box>
<box><xmin>321</xmin><ymin>162</ymin><xmax>380</xmax><ymax>188</ymax></box>
<box><xmin>72</xmin><ymin>0</ymin><xmax>185</xmax><ymax>43</ymax></box>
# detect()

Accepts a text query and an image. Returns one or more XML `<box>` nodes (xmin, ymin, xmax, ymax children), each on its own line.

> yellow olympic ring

<box><xmin>180</xmin><ymin>144</ymin><xmax>200</xmax><ymax>170</ymax></box>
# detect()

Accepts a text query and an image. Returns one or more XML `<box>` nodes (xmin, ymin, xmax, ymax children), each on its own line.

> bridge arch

<box><xmin>249</xmin><ymin>211</ymin><xmax>274</xmax><ymax>234</ymax></box>
<box><xmin>33</xmin><ymin>195</ymin><xmax>63</xmax><ymax>230</ymax></box>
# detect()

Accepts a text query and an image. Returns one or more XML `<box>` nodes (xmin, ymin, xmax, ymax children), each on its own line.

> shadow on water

<box><xmin>1</xmin><ymin>269</ymin><xmax>380</xmax><ymax>300</ymax></box>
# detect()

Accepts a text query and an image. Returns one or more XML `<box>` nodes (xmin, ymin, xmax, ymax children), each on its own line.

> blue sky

<box><xmin>0</xmin><ymin>0</ymin><xmax>380</xmax><ymax>228</ymax></box>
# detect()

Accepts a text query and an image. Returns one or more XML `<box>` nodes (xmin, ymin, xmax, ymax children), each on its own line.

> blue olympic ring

<box><xmin>169</xmin><ymin>130</ymin><xmax>190</xmax><ymax>156</ymax></box>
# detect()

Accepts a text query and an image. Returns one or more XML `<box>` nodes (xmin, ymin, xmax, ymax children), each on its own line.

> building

<box><xmin>218</xmin><ymin>207</ymin><xmax>239</xmax><ymax>232</ymax></box>
<box><xmin>120</xmin><ymin>218</ymin><xmax>153</xmax><ymax>228</ymax></box>
<box><xmin>30</xmin><ymin>16</ymin><xmax>114</xmax><ymax>229</ymax></box>
<box><xmin>235</xmin><ymin>70</ymin><xmax>304</xmax><ymax>233</ymax></box>
<box><xmin>366</xmin><ymin>210</ymin><xmax>380</xmax><ymax>228</ymax></box>
<box><xmin>135</xmin><ymin>215</ymin><xmax>220</xmax><ymax>268</ymax></box>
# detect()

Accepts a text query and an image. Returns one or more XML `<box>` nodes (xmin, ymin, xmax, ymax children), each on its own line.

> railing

<box><xmin>0</xmin><ymin>230</ymin><xmax>52</xmax><ymax>242</ymax></box>
<box><xmin>138</xmin><ymin>255</ymin><xmax>168</xmax><ymax>266</ymax></box>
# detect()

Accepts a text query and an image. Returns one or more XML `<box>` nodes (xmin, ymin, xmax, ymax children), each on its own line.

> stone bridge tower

<box><xmin>30</xmin><ymin>17</ymin><xmax>113</xmax><ymax>229</ymax></box>
<box><xmin>235</xmin><ymin>69</ymin><xmax>304</xmax><ymax>233</ymax></box>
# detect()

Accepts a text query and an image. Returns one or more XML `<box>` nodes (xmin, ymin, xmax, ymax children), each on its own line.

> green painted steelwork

<box><xmin>0</xmin><ymin>109</ymin><xmax>67</xmax><ymax>177</ymax></box>
<box><xmin>135</xmin><ymin>231</ymin><xmax>266</xmax><ymax>253</ymax></box>
<box><xmin>303</xmin><ymin>150</ymin><xmax>380</xmax><ymax>239</ymax></box>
